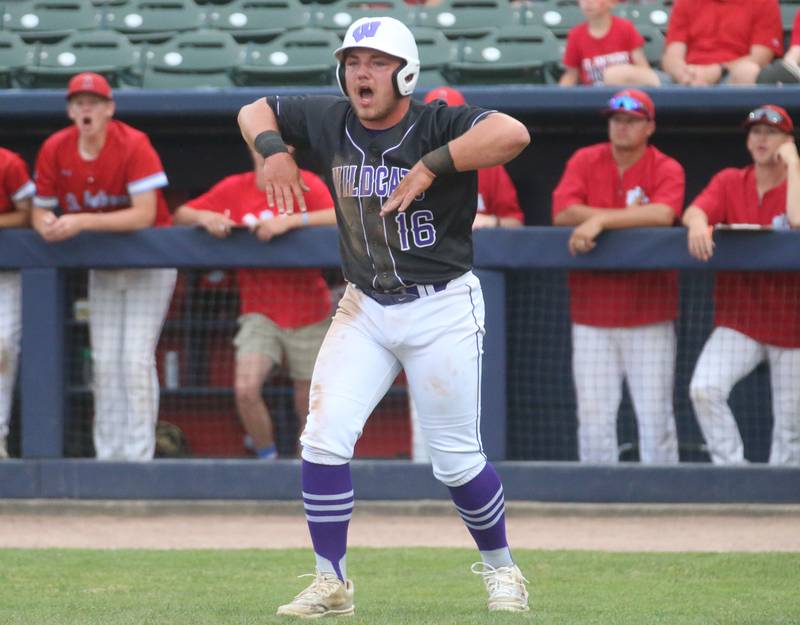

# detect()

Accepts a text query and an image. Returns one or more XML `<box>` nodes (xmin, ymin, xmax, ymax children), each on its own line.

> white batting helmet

<box><xmin>334</xmin><ymin>16</ymin><xmax>420</xmax><ymax>98</ymax></box>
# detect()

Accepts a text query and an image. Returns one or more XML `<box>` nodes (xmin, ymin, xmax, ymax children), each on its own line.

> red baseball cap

<box><xmin>423</xmin><ymin>86</ymin><xmax>466</xmax><ymax>106</ymax></box>
<box><xmin>603</xmin><ymin>89</ymin><xmax>655</xmax><ymax>121</ymax></box>
<box><xmin>66</xmin><ymin>72</ymin><xmax>112</xmax><ymax>100</ymax></box>
<box><xmin>743</xmin><ymin>104</ymin><xmax>794</xmax><ymax>134</ymax></box>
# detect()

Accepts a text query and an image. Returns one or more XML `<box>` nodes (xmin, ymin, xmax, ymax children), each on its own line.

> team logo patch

<box><xmin>352</xmin><ymin>20</ymin><xmax>380</xmax><ymax>42</ymax></box>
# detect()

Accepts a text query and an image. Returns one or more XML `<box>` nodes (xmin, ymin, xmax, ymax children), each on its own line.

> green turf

<box><xmin>0</xmin><ymin>548</ymin><xmax>797</xmax><ymax>625</ymax></box>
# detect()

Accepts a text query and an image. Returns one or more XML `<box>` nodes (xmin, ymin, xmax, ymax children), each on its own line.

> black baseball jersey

<box><xmin>266</xmin><ymin>95</ymin><xmax>495</xmax><ymax>292</ymax></box>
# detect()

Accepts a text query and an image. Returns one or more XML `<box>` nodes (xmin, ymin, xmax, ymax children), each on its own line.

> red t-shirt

<box><xmin>691</xmin><ymin>166</ymin><xmax>800</xmax><ymax>348</ymax></box>
<box><xmin>791</xmin><ymin>9</ymin><xmax>800</xmax><ymax>47</ymax></box>
<box><xmin>666</xmin><ymin>0</ymin><xmax>783</xmax><ymax>65</ymax></box>
<box><xmin>0</xmin><ymin>148</ymin><xmax>34</xmax><ymax>214</ymax></box>
<box><xmin>186</xmin><ymin>169</ymin><xmax>334</xmax><ymax>329</ymax></box>
<box><xmin>552</xmin><ymin>143</ymin><xmax>685</xmax><ymax>327</ymax></box>
<box><xmin>34</xmin><ymin>120</ymin><xmax>171</xmax><ymax>226</ymax></box>
<box><xmin>563</xmin><ymin>16</ymin><xmax>645</xmax><ymax>85</ymax></box>
<box><xmin>477</xmin><ymin>165</ymin><xmax>524</xmax><ymax>222</ymax></box>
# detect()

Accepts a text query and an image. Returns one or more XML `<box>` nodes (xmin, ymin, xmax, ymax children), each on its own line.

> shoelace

<box><xmin>291</xmin><ymin>572</ymin><xmax>343</xmax><ymax>604</ymax></box>
<box><xmin>470</xmin><ymin>562</ymin><xmax>529</xmax><ymax>598</ymax></box>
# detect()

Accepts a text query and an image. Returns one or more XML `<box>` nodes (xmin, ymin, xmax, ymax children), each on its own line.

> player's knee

<box><xmin>689</xmin><ymin>380</ymin><xmax>727</xmax><ymax>407</ymax></box>
<box><xmin>300</xmin><ymin>441</ymin><xmax>352</xmax><ymax>465</ymax></box>
<box><xmin>430</xmin><ymin>452</ymin><xmax>486</xmax><ymax>487</ymax></box>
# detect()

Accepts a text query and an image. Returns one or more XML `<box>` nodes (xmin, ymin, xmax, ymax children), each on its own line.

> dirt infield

<box><xmin>1</xmin><ymin>501</ymin><xmax>799</xmax><ymax>551</ymax></box>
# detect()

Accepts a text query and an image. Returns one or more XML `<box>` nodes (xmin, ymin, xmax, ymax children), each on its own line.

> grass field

<box><xmin>0</xmin><ymin>548</ymin><xmax>797</xmax><ymax>625</ymax></box>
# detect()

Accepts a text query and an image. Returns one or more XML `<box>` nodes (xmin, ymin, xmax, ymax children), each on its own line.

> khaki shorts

<box><xmin>233</xmin><ymin>313</ymin><xmax>330</xmax><ymax>380</ymax></box>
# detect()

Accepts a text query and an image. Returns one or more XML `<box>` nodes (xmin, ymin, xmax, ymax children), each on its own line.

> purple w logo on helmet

<box><xmin>352</xmin><ymin>20</ymin><xmax>381</xmax><ymax>42</ymax></box>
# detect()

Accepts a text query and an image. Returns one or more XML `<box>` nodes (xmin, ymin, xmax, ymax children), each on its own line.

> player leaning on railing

<box><xmin>683</xmin><ymin>105</ymin><xmax>800</xmax><ymax>465</ymax></box>
<box><xmin>238</xmin><ymin>16</ymin><xmax>531</xmax><ymax>618</ymax></box>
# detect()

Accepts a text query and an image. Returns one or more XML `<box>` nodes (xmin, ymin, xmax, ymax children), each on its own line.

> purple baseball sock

<box><xmin>448</xmin><ymin>462</ymin><xmax>513</xmax><ymax>568</ymax></box>
<box><xmin>302</xmin><ymin>460</ymin><xmax>353</xmax><ymax>581</ymax></box>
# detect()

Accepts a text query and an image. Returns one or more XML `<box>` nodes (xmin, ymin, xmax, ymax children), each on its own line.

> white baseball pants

<box><xmin>690</xmin><ymin>326</ymin><xmax>800</xmax><ymax>465</ymax></box>
<box><xmin>0</xmin><ymin>272</ymin><xmax>21</xmax><ymax>440</ymax></box>
<box><xmin>300</xmin><ymin>271</ymin><xmax>487</xmax><ymax>487</ymax></box>
<box><xmin>89</xmin><ymin>268</ymin><xmax>177</xmax><ymax>461</ymax></box>
<box><xmin>572</xmin><ymin>322</ymin><xmax>679</xmax><ymax>464</ymax></box>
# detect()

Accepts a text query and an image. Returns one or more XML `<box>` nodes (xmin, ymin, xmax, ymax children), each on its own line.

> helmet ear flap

<box><xmin>336</xmin><ymin>61</ymin><xmax>346</xmax><ymax>96</ymax></box>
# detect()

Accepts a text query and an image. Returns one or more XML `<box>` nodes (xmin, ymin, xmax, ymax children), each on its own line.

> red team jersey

<box><xmin>33</xmin><ymin>120</ymin><xmax>171</xmax><ymax>226</ymax></box>
<box><xmin>0</xmin><ymin>148</ymin><xmax>35</xmax><ymax>213</ymax></box>
<box><xmin>187</xmin><ymin>169</ymin><xmax>333</xmax><ymax>329</ymax></box>
<box><xmin>563</xmin><ymin>17</ymin><xmax>645</xmax><ymax>85</ymax></box>
<box><xmin>477</xmin><ymin>165</ymin><xmax>524</xmax><ymax>222</ymax></box>
<box><xmin>666</xmin><ymin>0</ymin><xmax>783</xmax><ymax>65</ymax></box>
<box><xmin>552</xmin><ymin>143</ymin><xmax>685</xmax><ymax>327</ymax></box>
<box><xmin>691</xmin><ymin>166</ymin><xmax>800</xmax><ymax>348</ymax></box>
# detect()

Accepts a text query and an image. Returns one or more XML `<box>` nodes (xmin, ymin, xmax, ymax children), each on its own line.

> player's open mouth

<box><xmin>81</xmin><ymin>116</ymin><xmax>92</xmax><ymax>127</ymax></box>
<box><xmin>357</xmin><ymin>87</ymin><xmax>374</xmax><ymax>105</ymax></box>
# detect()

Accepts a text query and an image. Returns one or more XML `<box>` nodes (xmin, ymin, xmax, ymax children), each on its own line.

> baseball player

<box><xmin>408</xmin><ymin>86</ymin><xmax>523</xmax><ymax>463</ymax></box>
<box><xmin>238</xmin><ymin>16</ymin><xmax>531</xmax><ymax>617</ymax></box>
<box><xmin>0</xmin><ymin>147</ymin><xmax>35</xmax><ymax>459</ymax></box>
<box><xmin>552</xmin><ymin>89</ymin><xmax>684</xmax><ymax>464</ymax></box>
<box><xmin>684</xmin><ymin>105</ymin><xmax>800</xmax><ymax>465</ymax></box>
<box><xmin>174</xmin><ymin>147</ymin><xmax>336</xmax><ymax>460</ymax></box>
<box><xmin>32</xmin><ymin>72</ymin><xmax>177</xmax><ymax>461</ymax></box>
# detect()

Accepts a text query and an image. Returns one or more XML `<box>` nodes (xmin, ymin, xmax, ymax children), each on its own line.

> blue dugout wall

<box><xmin>0</xmin><ymin>227</ymin><xmax>799</xmax><ymax>502</ymax></box>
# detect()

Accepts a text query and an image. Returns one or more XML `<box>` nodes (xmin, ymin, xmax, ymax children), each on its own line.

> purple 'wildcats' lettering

<box><xmin>352</xmin><ymin>21</ymin><xmax>381</xmax><ymax>42</ymax></box>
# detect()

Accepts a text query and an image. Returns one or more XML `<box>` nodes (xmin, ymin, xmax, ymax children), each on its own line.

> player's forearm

<box><xmin>448</xmin><ymin>113</ymin><xmax>529</xmax><ymax>171</ymax></box>
<box><xmin>81</xmin><ymin>204</ymin><xmax>157</xmax><ymax>232</ymax></box>
<box><xmin>31</xmin><ymin>207</ymin><xmax>53</xmax><ymax>234</ymax></box>
<box><xmin>238</xmin><ymin>98</ymin><xmax>280</xmax><ymax>150</ymax></box>
<box><xmin>682</xmin><ymin>206</ymin><xmax>709</xmax><ymax>229</ymax></box>
<box><xmin>0</xmin><ymin>210</ymin><xmax>30</xmax><ymax>228</ymax></box>
<box><xmin>661</xmin><ymin>42</ymin><xmax>688</xmax><ymax>80</ymax></box>
<box><xmin>281</xmin><ymin>208</ymin><xmax>336</xmax><ymax>230</ymax></box>
<box><xmin>172</xmin><ymin>205</ymin><xmax>207</xmax><ymax>226</ymax></box>
<box><xmin>559</xmin><ymin>69</ymin><xmax>579</xmax><ymax>86</ymax></box>
<box><xmin>598</xmin><ymin>203</ymin><xmax>676</xmax><ymax>229</ymax></box>
<box><xmin>552</xmin><ymin>205</ymin><xmax>611</xmax><ymax>225</ymax></box>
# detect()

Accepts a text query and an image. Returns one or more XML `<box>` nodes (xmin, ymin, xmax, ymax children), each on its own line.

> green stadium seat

<box><xmin>446</xmin><ymin>25</ymin><xmax>561</xmax><ymax>85</ymax></box>
<box><xmin>233</xmin><ymin>28</ymin><xmax>339</xmax><ymax>86</ymax></box>
<box><xmin>637</xmin><ymin>24</ymin><xmax>664</xmax><ymax>68</ymax></box>
<box><xmin>412</xmin><ymin>0</ymin><xmax>516</xmax><ymax>39</ymax></box>
<box><xmin>0</xmin><ymin>32</ymin><xmax>36</xmax><ymax>88</ymax></box>
<box><xmin>613</xmin><ymin>1</ymin><xmax>671</xmax><ymax>34</ymax></box>
<box><xmin>105</xmin><ymin>0</ymin><xmax>207</xmax><ymax>43</ymax></box>
<box><xmin>3</xmin><ymin>0</ymin><xmax>102</xmax><ymax>43</ymax></box>
<box><xmin>140</xmin><ymin>29</ymin><xmax>241</xmax><ymax>88</ymax></box>
<box><xmin>310</xmin><ymin>0</ymin><xmax>413</xmax><ymax>37</ymax></box>
<box><xmin>524</xmin><ymin>0</ymin><xmax>584</xmax><ymax>38</ymax></box>
<box><xmin>25</xmin><ymin>30</ymin><xmax>140</xmax><ymax>88</ymax></box>
<box><xmin>410</xmin><ymin>27</ymin><xmax>458</xmax><ymax>87</ymax></box>
<box><xmin>206</xmin><ymin>0</ymin><xmax>311</xmax><ymax>42</ymax></box>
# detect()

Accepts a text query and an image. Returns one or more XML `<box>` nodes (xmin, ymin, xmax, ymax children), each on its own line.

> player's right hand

<box><xmin>263</xmin><ymin>153</ymin><xmax>309</xmax><ymax>215</ymax></box>
<box><xmin>200</xmin><ymin>212</ymin><xmax>236</xmax><ymax>238</ymax></box>
<box><xmin>687</xmin><ymin>223</ymin><xmax>714</xmax><ymax>262</ymax></box>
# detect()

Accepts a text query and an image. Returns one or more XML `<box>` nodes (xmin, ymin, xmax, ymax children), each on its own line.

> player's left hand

<box><xmin>380</xmin><ymin>161</ymin><xmax>436</xmax><ymax>216</ymax></box>
<box><xmin>568</xmin><ymin>216</ymin><xmax>603</xmax><ymax>255</ymax></box>
<box><xmin>41</xmin><ymin>213</ymin><xmax>87</xmax><ymax>242</ymax></box>
<box><xmin>253</xmin><ymin>215</ymin><xmax>292</xmax><ymax>241</ymax></box>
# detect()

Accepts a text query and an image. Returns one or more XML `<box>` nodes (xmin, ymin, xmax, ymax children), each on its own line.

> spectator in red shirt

<box><xmin>0</xmin><ymin>147</ymin><xmax>34</xmax><ymax>459</ymax></box>
<box><xmin>757</xmin><ymin>9</ymin><xmax>800</xmax><ymax>84</ymax></box>
<box><xmin>174</xmin><ymin>147</ymin><xmax>336</xmax><ymax>459</ymax></box>
<box><xmin>683</xmin><ymin>105</ymin><xmax>800</xmax><ymax>465</ymax></box>
<box><xmin>32</xmin><ymin>72</ymin><xmax>176</xmax><ymax>462</ymax></box>
<box><xmin>662</xmin><ymin>0</ymin><xmax>783</xmax><ymax>86</ymax></box>
<box><xmin>560</xmin><ymin>0</ymin><xmax>660</xmax><ymax>86</ymax></box>
<box><xmin>552</xmin><ymin>89</ymin><xmax>684</xmax><ymax>463</ymax></box>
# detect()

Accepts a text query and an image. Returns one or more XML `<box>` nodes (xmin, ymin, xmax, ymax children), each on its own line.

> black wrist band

<box><xmin>421</xmin><ymin>144</ymin><xmax>457</xmax><ymax>177</ymax></box>
<box><xmin>254</xmin><ymin>130</ymin><xmax>289</xmax><ymax>158</ymax></box>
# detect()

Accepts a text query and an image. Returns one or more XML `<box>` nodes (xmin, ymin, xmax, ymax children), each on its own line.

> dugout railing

<box><xmin>0</xmin><ymin>226</ymin><xmax>798</xmax><ymax>503</ymax></box>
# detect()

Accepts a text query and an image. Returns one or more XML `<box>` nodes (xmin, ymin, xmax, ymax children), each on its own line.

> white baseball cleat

<box><xmin>471</xmin><ymin>562</ymin><xmax>530</xmax><ymax>612</ymax></box>
<box><xmin>276</xmin><ymin>572</ymin><xmax>355</xmax><ymax>619</ymax></box>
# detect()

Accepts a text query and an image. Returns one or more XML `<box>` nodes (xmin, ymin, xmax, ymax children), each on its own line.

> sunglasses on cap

<box><xmin>746</xmin><ymin>107</ymin><xmax>785</xmax><ymax>126</ymax></box>
<box><xmin>606</xmin><ymin>94</ymin><xmax>650</xmax><ymax>119</ymax></box>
